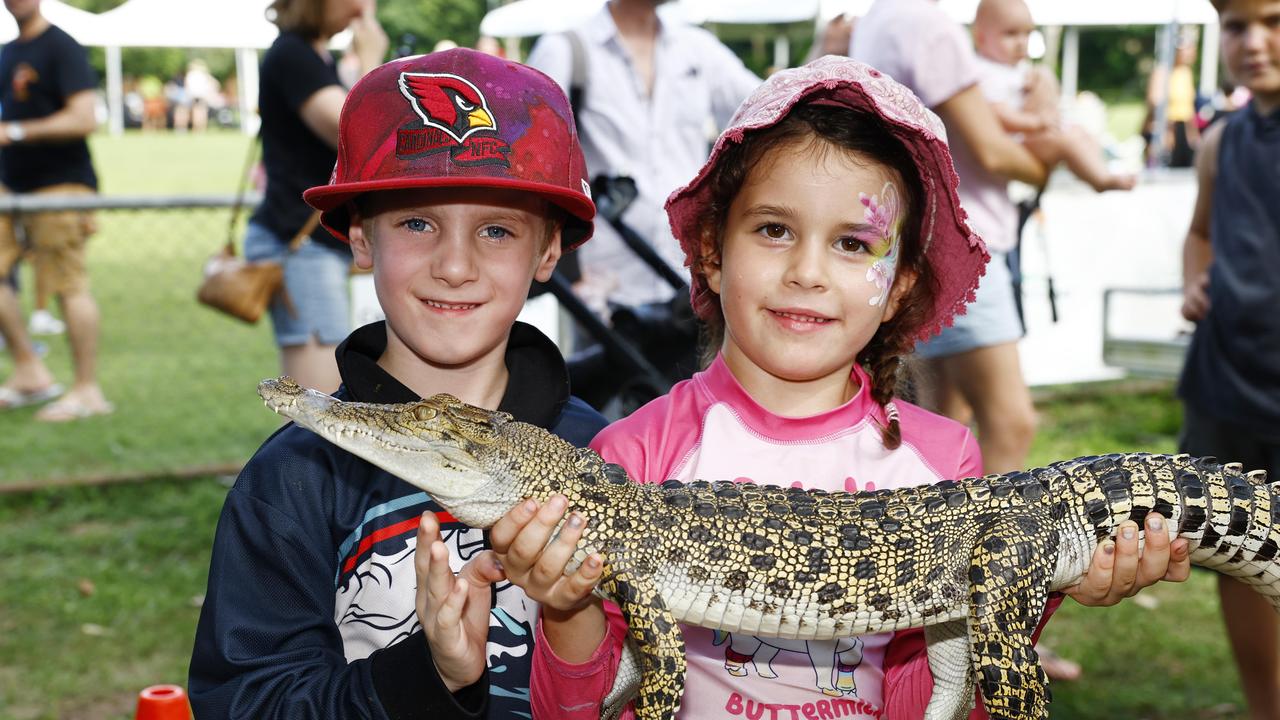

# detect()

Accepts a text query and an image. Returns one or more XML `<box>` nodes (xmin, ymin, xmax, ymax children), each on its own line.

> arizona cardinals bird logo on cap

<box><xmin>396</xmin><ymin>72</ymin><xmax>510</xmax><ymax>166</ymax></box>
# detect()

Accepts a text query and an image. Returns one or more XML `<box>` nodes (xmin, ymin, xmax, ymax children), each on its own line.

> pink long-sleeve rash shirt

<box><xmin>531</xmin><ymin>355</ymin><xmax>1060</xmax><ymax>719</ymax></box>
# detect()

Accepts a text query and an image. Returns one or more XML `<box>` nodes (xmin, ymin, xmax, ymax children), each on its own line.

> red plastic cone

<box><xmin>134</xmin><ymin>685</ymin><xmax>191</xmax><ymax>720</ymax></box>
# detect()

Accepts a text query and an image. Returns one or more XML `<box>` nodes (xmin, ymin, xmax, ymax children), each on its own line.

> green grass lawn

<box><xmin>0</xmin><ymin>130</ymin><xmax>283</xmax><ymax>488</ymax></box>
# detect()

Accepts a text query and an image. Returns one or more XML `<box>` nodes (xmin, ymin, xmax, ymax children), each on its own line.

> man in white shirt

<box><xmin>526</xmin><ymin>0</ymin><xmax>759</xmax><ymax>310</ymax></box>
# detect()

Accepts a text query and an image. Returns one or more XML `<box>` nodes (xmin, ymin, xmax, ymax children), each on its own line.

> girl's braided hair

<box><xmin>693</xmin><ymin>103</ymin><xmax>940</xmax><ymax>449</ymax></box>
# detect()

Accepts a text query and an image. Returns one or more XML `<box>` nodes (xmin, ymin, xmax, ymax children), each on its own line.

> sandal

<box><xmin>35</xmin><ymin>395</ymin><xmax>114</xmax><ymax>423</ymax></box>
<box><xmin>1036</xmin><ymin>645</ymin><xmax>1083</xmax><ymax>682</ymax></box>
<box><xmin>0</xmin><ymin>383</ymin><xmax>64</xmax><ymax>410</ymax></box>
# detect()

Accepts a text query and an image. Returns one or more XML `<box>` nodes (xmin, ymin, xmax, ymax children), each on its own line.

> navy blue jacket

<box><xmin>190</xmin><ymin>321</ymin><xmax>606</xmax><ymax>719</ymax></box>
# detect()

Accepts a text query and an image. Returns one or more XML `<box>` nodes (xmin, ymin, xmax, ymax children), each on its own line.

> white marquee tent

<box><xmin>0</xmin><ymin>0</ymin><xmax>353</xmax><ymax>135</ymax></box>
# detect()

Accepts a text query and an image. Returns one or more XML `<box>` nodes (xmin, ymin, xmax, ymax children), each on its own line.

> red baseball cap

<box><xmin>304</xmin><ymin>48</ymin><xmax>595</xmax><ymax>249</ymax></box>
<box><xmin>666</xmin><ymin>56</ymin><xmax>989</xmax><ymax>342</ymax></box>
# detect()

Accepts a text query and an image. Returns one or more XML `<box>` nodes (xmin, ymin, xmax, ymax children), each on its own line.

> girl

<box><xmin>490</xmin><ymin>56</ymin><xmax>1186</xmax><ymax>719</ymax></box>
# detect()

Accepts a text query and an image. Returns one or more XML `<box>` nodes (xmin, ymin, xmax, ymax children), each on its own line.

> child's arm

<box><xmin>991</xmin><ymin>100</ymin><xmax>1050</xmax><ymax>135</ymax></box>
<box><xmin>933</xmin><ymin>84</ymin><xmax>1049</xmax><ymax>186</ymax></box>
<box><xmin>190</xmin><ymin>465</ymin><xmax>477</xmax><ymax>719</ymax></box>
<box><xmin>489</xmin><ymin>496</ymin><xmax>629</xmax><ymax>719</ymax></box>
<box><xmin>1182</xmin><ymin>121</ymin><xmax>1223</xmax><ymax>322</ymax></box>
<box><xmin>413</xmin><ymin>511</ymin><xmax>506</xmax><ymax>694</ymax></box>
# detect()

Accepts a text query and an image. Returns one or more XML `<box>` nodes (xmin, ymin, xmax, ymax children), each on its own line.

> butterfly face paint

<box><xmin>858</xmin><ymin>182</ymin><xmax>902</xmax><ymax>307</ymax></box>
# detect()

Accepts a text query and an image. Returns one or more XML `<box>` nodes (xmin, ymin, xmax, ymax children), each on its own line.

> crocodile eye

<box><xmin>414</xmin><ymin>406</ymin><xmax>438</xmax><ymax>421</ymax></box>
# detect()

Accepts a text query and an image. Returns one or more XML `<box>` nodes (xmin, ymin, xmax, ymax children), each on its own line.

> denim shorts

<box><xmin>243</xmin><ymin>221</ymin><xmax>352</xmax><ymax>347</ymax></box>
<box><xmin>915</xmin><ymin>250</ymin><xmax>1024</xmax><ymax>359</ymax></box>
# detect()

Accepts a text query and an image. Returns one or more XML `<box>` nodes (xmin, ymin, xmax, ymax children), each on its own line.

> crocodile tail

<box><xmin>1173</xmin><ymin>457</ymin><xmax>1280</xmax><ymax>603</ymax></box>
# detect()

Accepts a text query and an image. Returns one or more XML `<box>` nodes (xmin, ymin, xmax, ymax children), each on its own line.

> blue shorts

<box><xmin>915</xmin><ymin>250</ymin><xmax>1023</xmax><ymax>359</ymax></box>
<box><xmin>243</xmin><ymin>221</ymin><xmax>352</xmax><ymax>347</ymax></box>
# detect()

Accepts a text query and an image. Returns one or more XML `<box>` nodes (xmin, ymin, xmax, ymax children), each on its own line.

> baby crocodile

<box><xmin>258</xmin><ymin>377</ymin><xmax>1278</xmax><ymax>720</ymax></box>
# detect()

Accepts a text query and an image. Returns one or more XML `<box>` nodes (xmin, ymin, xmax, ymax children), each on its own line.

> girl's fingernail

<box><xmin>568</xmin><ymin>514</ymin><xmax>583</xmax><ymax>528</ymax></box>
<box><xmin>523</xmin><ymin>499</ymin><xmax>537</xmax><ymax>513</ymax></box>
<box><xmin>1149</xmin><ymin>516</ymin><xmax>1164</xmax><ymax>531</ymax></box>
<box><xmin>493</xmin><ymin>558</ymin><xmax>504</xmax><ymax>571</ymax></box>
<box><xmin>1104</xmin><ymin>541</ymin><xmax>1115</xmax><ymax>555</ymax></box>
<box><xmin>587</xmin><ymin>556</ymin><xmax>601</xmax><ymax>568</ymax></box>
<box><xmin>1123</xmin><ymin>526</ymin><xmax>1135</xmax><ymax>540</ymax></box>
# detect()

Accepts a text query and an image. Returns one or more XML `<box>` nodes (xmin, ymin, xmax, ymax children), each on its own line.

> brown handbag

<box><xmin>196</xmin><ymin>214</ymin><xmax>317</xmax><ymax>324</ymax></box>
<box><xmin>197</xmin><ymin>134</ymin><xmax>318</xmax><ymax>324</ymax></box>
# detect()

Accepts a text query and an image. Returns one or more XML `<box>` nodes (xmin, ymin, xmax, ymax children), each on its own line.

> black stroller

<box><xmin>532</xmin><ymin>176</ymin><xmax>699</xmax><ymax>419</ymax></box>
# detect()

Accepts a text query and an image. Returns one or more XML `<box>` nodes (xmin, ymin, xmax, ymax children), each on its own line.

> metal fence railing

<box><xmin>0</xmin><ymin>193</ymin><xmax>289</xmax><ymax>490</ymax></box>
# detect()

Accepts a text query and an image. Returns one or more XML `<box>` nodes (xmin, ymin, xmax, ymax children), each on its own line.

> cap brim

<box><xmin>304</xmin><ymin>176</ymin><xmax>596</xmax><ymax>250</ymax></box>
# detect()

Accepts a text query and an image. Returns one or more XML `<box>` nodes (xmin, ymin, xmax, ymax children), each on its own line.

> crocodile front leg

<box><xmin>969</xmin><ymin>513</ymin><xmax>1057</xmax><ymax>720</ymax></box>
<box><xmin>598</xmin><ymin>572</ymin><xmax>686</xmax><ymax>720</ymax></box>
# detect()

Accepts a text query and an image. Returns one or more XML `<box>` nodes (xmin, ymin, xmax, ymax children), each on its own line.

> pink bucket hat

<box><xmin>665</xmin><ymin>55</ymin><xmax>989</xmax><ymax>342</ymax></box>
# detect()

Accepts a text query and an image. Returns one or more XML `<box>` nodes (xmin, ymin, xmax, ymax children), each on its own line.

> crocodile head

<box><xmin>258</xmin><ymin>376</ymin><xmax>520</xmax><ymax>523</ymax></box>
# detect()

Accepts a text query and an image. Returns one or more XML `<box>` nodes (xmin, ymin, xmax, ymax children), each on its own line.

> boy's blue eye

<box><xmin>404</xmin><ymin>218</ymin><xmax>428</xmax><ymax>232</ymax></box>
<box><xmin>483</xmin><ymin>226</ymin><xmax>510</xmax><ymax>240</ymax></box>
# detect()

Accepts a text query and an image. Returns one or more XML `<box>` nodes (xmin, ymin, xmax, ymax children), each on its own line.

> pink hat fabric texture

<box><xmin>665</xmin><ymin>55</ymin><xmax>989</xmax><ymax>342</ymax></box>
<box><xmin>304</xmin><ymin>48</ymin><xmax>595</xmax><ymax>249</ymax></box>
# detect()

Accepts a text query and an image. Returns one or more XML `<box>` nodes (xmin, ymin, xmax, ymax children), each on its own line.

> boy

<box><xmin>1178</xmin><ymin>0</ymin><xmax>1280</xmax><ymax>716</ymax></box>
<box><xmin>972</xmin><ymin>0</ymin><xmax>1136</xmax><ymax>192</ymax></box>
<box><xmin>189</xmin><ymin>48</ymin><xmax>606</xmax><ymax>719</ymax></box>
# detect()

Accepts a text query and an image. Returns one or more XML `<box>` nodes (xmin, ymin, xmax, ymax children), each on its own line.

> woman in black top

<box><xmin>245</xmin><ymin>0</ymin><xmax>386</xmax><ymax>392</ymax></box>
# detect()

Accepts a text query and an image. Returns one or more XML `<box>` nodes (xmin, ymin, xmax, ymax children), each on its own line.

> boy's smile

<box><xmin>348</xmin><ymin>187</ymin><xmax>561</xmax><ymax>400</ymax></box>
<box><xmin>707</xmin><ymin>138</ymin><xmax>913</xmax><ymax>414</ymax></box>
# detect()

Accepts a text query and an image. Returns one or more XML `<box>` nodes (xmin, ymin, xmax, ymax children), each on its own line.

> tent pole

<box><xmin>1060</xmin><ymin>26</ymin><xmax>1079</xmax><ymax>105</ymax></box>
<box><xmin>106</xmin><ymin>44</ymin><xmax>123</xmax><ymax>136</ymax></box>
<box><xmin>1200</xmin><ymin>19</ymin><xmax>1219</xmax><ymax>97</ymax></box>
<box><xmin>773</xmin><ymin>30</ymin><xmax>790</xmax><ymax>71</ymax></box>
<box><xmin>236</xmin><ymin>47</ymin><xmax>260</xmax><ymax>136</ymax></box>
<box><xmin>1150</xmin><ymin>22</ymin><xmax>1177</xmax><ymax>168</ymax></box>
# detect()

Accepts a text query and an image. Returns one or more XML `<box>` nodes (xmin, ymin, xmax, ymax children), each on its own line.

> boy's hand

<box><xmin>490</xmin><ymin>495</ymin><xmax>604</xmax><ymax>612</ymax></box>
<box><xmin>1182</xmin><ymin>270</ymin><xmax>1211</xmax><ymax>321</ymax></box>
<box><xmin>416</xmin><ymin>511</ymin><xmax>505</xmax><ymax>693</ymax></box>
<box><xmin>1064</xmin><ymin>512</ymin><xmax>1190</xmax><ymax>607</ymax></box>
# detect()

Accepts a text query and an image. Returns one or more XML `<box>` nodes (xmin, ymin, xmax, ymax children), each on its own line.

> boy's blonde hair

<box><xmin>267</xmin><ymin>0</ymin><xmax>325</xmax><ymax>39</ymax></box>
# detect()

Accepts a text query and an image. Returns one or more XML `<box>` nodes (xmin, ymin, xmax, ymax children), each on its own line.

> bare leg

<box><xmin>281</xmin><ymin>334</ymin><xmax>341</xmax><ymax>394</ymax></box>
<box><xmin>59</xmin><ymin>289</ymin><xmax>105</xmax><ymax>395</ymax></box>
<box><xmin>0</xmin><ymin>280</ymin><xmax>55</xmax><ymax>392</ymax></box>
<box><xmin>926</xmin><ymin>342</ymin><xmax>1037</xmax><ymax>475</ymax></box>
<box><xmin>1220</xmin><ymin>575</ymin><xmax>1280</xmax><ymax>719</ymax></box>
<box><xmin>1026</xmin><ymin>127</ymin><xmax>1135</xmax><ymax>193</ymax></box>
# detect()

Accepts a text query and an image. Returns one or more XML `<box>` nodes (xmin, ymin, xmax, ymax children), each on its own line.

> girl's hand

<box><xmin>415</xmin><ymin>511</ymin><xmax>505</xmax><ymax>692</ymax></box>
<box><xmin>1064</xmin><ymin>512</ymin><xmax>1191</xmax><ymax>607</ymax></box>
<box><xmin>489</xmin><ymin>495</ymin><xmax>604</xmax><ymax>612</ymax></box>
